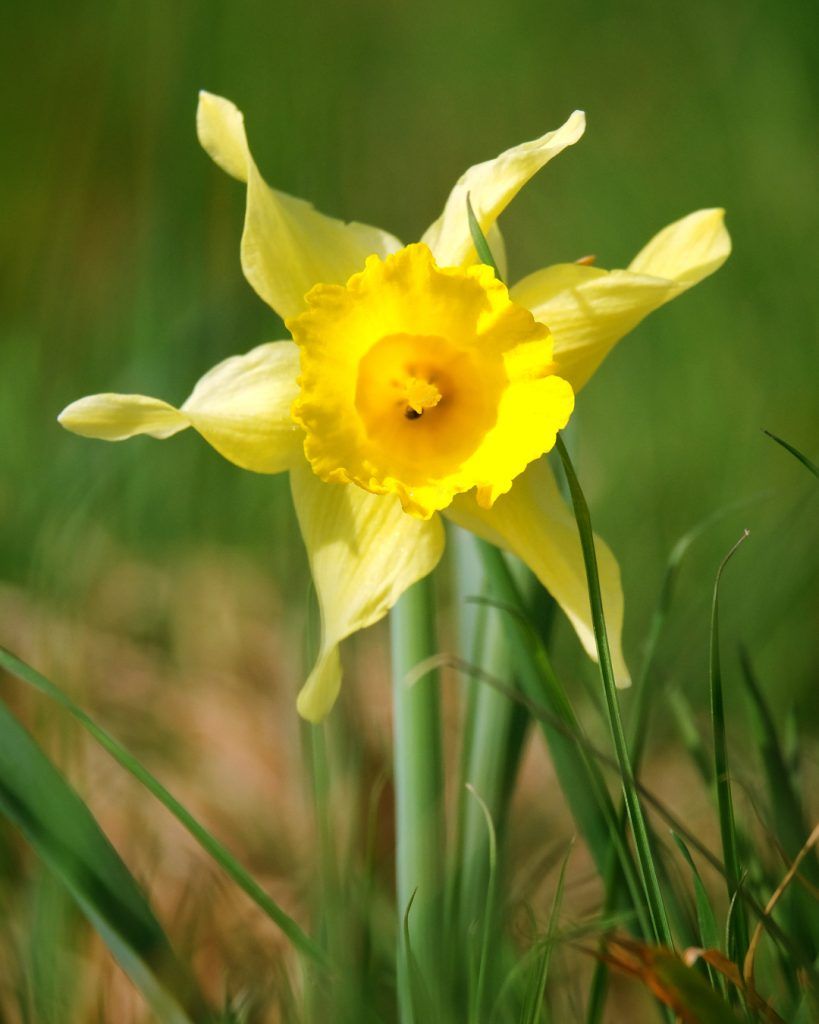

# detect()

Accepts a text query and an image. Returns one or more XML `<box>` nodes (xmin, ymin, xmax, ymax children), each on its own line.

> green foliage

<box><xmin>0</xmin><ymin>645</ymin><xmax>328</xmax><ymax>969</ymax></box>
<box><xmin>763</xmin><ymin>430</ymin><xmax>819</xmax><ymax>479</ymax></box>
<box><xmin>0</xmin><ymin>694</ymin><xmax>209</xmax><ymax>1022</ymax></box>
<box><xmin>556</xmin><ymin>436</ymin><xmax>672</xmax><ymax>947</ymax></box>
<box><xmin>708</xmin><ymin>532</ymin><xmax>751</xmax><ymax>965</ymax></box>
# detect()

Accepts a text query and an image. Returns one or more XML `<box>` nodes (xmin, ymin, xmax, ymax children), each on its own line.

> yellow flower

<box><xmin>58</xmin><ymin>92</ymin><xmax>731</xmax><ymax>721</ymax></box>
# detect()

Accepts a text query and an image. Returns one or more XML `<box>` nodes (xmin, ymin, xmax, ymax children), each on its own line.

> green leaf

<box><xmin>0</xmin><ymin>645</ymin><xmax>329</xmax><ymax>969</ymax></box>
<box><xmin>739</xmin><ymin>648</ymin><xmax>819</xmax><ymax>960</ymax></box>
<box><xmin>671</xmin><ymin>834</ymin><xmax>720</xmax><ymax>952</ymax></box>
<box><xmin>475</xmin><ymin>541</ymin><xmax>650</xmax><ymax>940</ymax></box>
<box><xmin>466</xmin><ymin>194</ymin><xmax>501</xmax><ymax>278</ymax></box>
<box><xmin>465</xmin><ymin>784</ymin><xmax>498</xmax><ymax>1024</ymax></box>
<box><xmin>24</xmin><ymin>869</ymin><xmax>80</xmax><ymax>1024</ymax></box>
<box><xmin>738</xmin><ymin>649</ymin><xmax>816</xmax><ymax>873</ymax></box>
<box><xmin>627</xmin><ymin>494</ymin><xmax>762</xmax><ymax>771</ymax></box>
<box><xmin>0</xmin><ymin>697</ymin><xmax>209</xmax><ymax>1023</ymax></box>
<box><xmin>671</xmin><ymin>832</ymin><xmax>726</xmax><ymax>1000</ymax></box>
<box><xmin>454</xmin><ymin>560</ymin><xmax>531</xmax><ymax>962</ymax></box>
<box><xmin>763</xmin><ymin>430</ymin><xmax>819</xmax><ymax>479</ymax></box>
<box><xmin>520</xmin><ymin>839</ymin><xmax>572</xmax><ymax>1024</ymax></box>
<box><xmin>708</xmin><ymin>531</ymin><xmax>750</xmax><ymax>964</ymax></box>
<box><xmin>555</xmin><ymin>436</ymin><xmax>672</xmax><ymax>948</ymax></box>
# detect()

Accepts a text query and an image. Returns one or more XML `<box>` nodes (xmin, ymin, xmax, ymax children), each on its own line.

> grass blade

<box><xmin>744</xmin><ymin>823</ymin><xmax>819</xmax><ymax>990</ymax></box>
<box><xmin>0</xmin><ymin>645</ymin><xmax>329</xmax><ymax>969</ymax></box>
<box><xmin>671</xmin><ymin>833</ymin><xmax>725</xmax><ymax>998</ymax></box>
<box><xmin>671</xmin><ymin>834</ymin><xmax>720</xmax><ymax>953</ymax></box>
<box><xmin>708</xmin><ymin>531</ymin><xmax>750</xmax><ymax>964</ymax></box>
<box><xmin>738</xmin><ymin>648</ymin><xmax>816</xmax><ymax>875</ymax></box>
<box><xmin>465</xmin><ymin>784</ymin><xmax>498</xmax><ymax>1024</ymax></box>
<box><xmin>0</xmin><ymin>697</ymin><xmax>209</xmax><ymax>1023</ymax></box>
<box><xmin>555</xmin><ymin>436</ymin><xmax>672</xmax><ymax>947</ymax></box>
<box><xmin>763</xmin><ymin>430</ymin><xmax>819</xmax><ymax>479</ymax></box>
<box><xmin>466</xmin><ymin>193</ymin><xmax>500</xmax><ymax>277</ymax></box>
<box><xmin>627</xmin><ymin>494</ymin><xmax>763</xmax><ymax>770</ymax></box>
<box><xmin>739</xmin><ymin>647</ymin><xmax>819</xmax><ymax>957</ymax></box>
<box><xmin>24</xmin><ymin>870</ymin><xmax>79</xmax><ymax>1024</ymax></box>
<box><xmin>475</xmin><ymin>541</ymin><xmax>651</xmax><ymax>940</ymax></box>
<box><xmin>521</xmin><ymin>839</ymin><xmax>573</xmax><ymax>1024</ymax></box>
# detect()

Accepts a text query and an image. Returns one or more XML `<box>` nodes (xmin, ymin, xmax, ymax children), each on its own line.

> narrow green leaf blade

<box><xmin>555</xmin><ymin>436</ymin><xmax>672</xmax><ymax>947</ymax></box>
<box><xmin>738</xmin><ymin>649</ymin><xmax>815</xmax><ymax>871</ymax></box>
<box><xmin>763</xmin><ymin>430</ymin><xmax>819</xmax><ymax>479</ymax></box>
<box><xmin>671</xmin><ymin>834</ymin><xmax>720</xmax><ymax>952</ymax></box>
<box><xmin>0</xmin><ymin>698</ymin><xmax>208</xmax><ymax>1023</ymax></box>
<box><xmin>521</xmin><ymin>839</ymin><xmax>573</xmax><ymax>1024</ymax></box>
<box><xmin>739</xmin><ymin>649</ymin><xmax>819</xmax><ymax>957</ymax></box>
<box><xmin>476</xmin><ymin>541</ymin><xmax>650</xmax><ymax>941</ymax></box>
<box><xmin>708</xmin><ymin>532</ymin><xmax>750</xmax><ymax>963</ymax></box>
<box><xmin>0</xmin><ymin>645</ymin><xmax>329</xmax><ymax>969</ymax></box>
<box><xmin>466</xmin><ymin>194</ymin><xmax>501</xmax><ymax>278</ymax></box>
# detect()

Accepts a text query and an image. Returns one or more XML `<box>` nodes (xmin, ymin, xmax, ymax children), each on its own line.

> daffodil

<box><xmin>59</xmin><ymin>92</ymin><xmax>730</xmax><ymax>721</ymax></box>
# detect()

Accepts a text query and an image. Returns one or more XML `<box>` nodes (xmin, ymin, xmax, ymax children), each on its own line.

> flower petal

<box><xmin>627</xmin><ymin>207</ymin><xmax>731</xmax><ymax>286</ymax></box>
<box><xmin>511</xmin><ymin>209</ymin><xmax>730</xmax><ymax>392</ymax></box>
<box><xmin>59</xmin><ymin>342</ymin><xmax>303</xmax><ymax>474</ymax></box>
<box><xmin>290</xmin><ymin>462</ymin><xmax>446</xmax><ymax>721</ymax></box>
<box><xmin>421</xmin><ymin>111</ymin><xmax>586</xmax><ymax>269</ymax></box>
<box><xmin>57</xmin><ymin>395</ymin><xmax>188</xmax><ymax>441</ymax></box>
<box><xmin>446</xmin><ymin>457</ymin><xmax>629</xmax><ymax>686</ymax></box>
<box><xmin>181</xmin><ymin>341</ymin><xmax>302</xmax><ymax>472</ymax></box>
<box><xmin>197</xmin><ymin>91</ymin><xmax>403</xmax><ymax>320</ymax></box>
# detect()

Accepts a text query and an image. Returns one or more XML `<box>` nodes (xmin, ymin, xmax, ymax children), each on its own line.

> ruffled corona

<box><xmin>289</xmin><ymin>244</ymin><xmax>575</xmax><ymax>518</ymax></box>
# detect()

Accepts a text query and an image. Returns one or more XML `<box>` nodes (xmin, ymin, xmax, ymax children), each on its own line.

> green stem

<box><xmin>456</xmin><ymin>557</ymin><xmax>540</xmax><ymax>947</ymax></box>
<box><xmin>391</xmin><ymin>575</ymin><xmax>445</xmax><ymax>1021</ymax></box>
<box><xmin>457</xmin><ymin>612</ymin><xmax>517</xmax><ymax>919</ymax></box>
<box><xmin>451</xmin><ymin>525</ymin><xmax>488</xmax><ymax>907</ymax></box>
<box><xmin>555</xmin><ymin>436</ymin><xmax>672</xmax><ymax>947</ymax></box>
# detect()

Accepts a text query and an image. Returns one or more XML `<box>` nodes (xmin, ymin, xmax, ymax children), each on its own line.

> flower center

<box><xmin>352</xmin><ymin>331</ymin><xmax>500</xmax><ymax>475</ymax></box>
<box><xmin>403</xmin><ymin>377</ymin><xmax>442</xmax><ymax>419</ymax></box>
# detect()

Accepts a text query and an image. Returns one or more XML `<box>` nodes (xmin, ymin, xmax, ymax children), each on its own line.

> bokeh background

<box><xmin>1</xmin><ymin>0</ymin><xmax>817</xmax><ymax>1017</ymax></box>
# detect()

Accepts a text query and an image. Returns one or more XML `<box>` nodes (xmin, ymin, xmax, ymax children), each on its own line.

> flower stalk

<box><xmin>390</xmin><ymin>575</ymin><xmax>446</xmax><ymax>1020</ymax></box>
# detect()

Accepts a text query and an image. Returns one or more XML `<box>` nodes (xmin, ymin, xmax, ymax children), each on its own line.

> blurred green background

<box><xmin>2</xmin><ymin>0</ymin><xmax>817</xmax><ymax>714</ymax></box>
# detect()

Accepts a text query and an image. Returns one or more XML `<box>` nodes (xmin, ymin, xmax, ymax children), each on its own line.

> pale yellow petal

<box><xmin>196</xmin><ymin>90</ymin><xmax>251</xmax><ymax>183</ymax></box>
<box><xmin>181</xmin><ymin>341</ymin><xmax>302</xmax><ymax>473</ymax></box>
<box><xmin>628</xmin><ymin>207</ymin><xmax>730</xmax><ymax>286</ymax></box>
<box><xmin>58</xmin><ymin>394</ymin><xmax>188</xmax><ymax>440</ymax></box>
<box><xmin>59</xmin><ymin>342</ymin><xmax>303</xmax><ymax>474</ymax></box>
<box><xmin>511</xmin><ymin>209</ymin><xmax>731</xmax><ymax>392</ymax></box>
<box><xmin>197</xmin><ymin>92</ymin><xmax>403</xmax><ymax>320</ymax></box>
<box><xmin>290</xmin><ymin>463</ymin><xmax>446</xmax><ymax>720</ymax></box>
<box><xmin>446</xmin><ymin>458</ymin><xmax>629</xmax><ymax>686</ymax></box>
<box><xmin>421</xmin><ymin>111</ymin><xmax>586</xmax><ymax>269</ymax></box>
